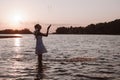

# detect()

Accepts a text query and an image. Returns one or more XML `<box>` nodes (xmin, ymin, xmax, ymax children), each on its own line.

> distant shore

<box><xmin>0</xmin><ymin>28</ymin><xmax>32</xmax><ymax>34</ymax></box>
<box><xmin>0</xmin><ymin>36</ymin><xmax>22</xmax><ymax>38</ymax></box>
<box><xmin>55</xmin><ymin>19</ymin><xmax>120</xmax><ymax>35</ymax></box>
<box><xmin>0</xmin><ymin>19</ymin><xmax>120</xmax><ymax>35</ymax></box>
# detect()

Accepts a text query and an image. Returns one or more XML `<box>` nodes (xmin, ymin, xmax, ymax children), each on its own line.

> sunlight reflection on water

<box><xmin>14</xmin><ymin>38</ymin><xmax>21</xmax><ymax>47</ymax></box>
<box><xmin>14</xmin><ymin>38</ymin><xmax>21</xmax><ymax>53</ymax></box>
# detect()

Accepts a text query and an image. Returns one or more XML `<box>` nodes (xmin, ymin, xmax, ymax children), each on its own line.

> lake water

<box><xmin>0</xmin><ymin>34</ymin><xmax>120</xmax><ymax>80</ymax></box>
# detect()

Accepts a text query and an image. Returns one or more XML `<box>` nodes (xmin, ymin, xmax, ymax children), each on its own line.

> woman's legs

<box><xmin>38</xmin><ymin>54</ymin><xmax>42</xmax><ymax>67</ymax></box>
<box><xmin>35</xmin><ymin>54</ymin><xmax>43</xmax><ymax>80</ymax></box>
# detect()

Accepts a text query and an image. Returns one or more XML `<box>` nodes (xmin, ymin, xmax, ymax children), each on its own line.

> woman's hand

<box><xmin>47</xmin><ymin>24</ymin><xmax>51</xmax><ymax>30</ymax></box>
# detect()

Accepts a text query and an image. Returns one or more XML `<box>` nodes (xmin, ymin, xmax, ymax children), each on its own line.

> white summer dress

<box><xmin>35</xmin><ymin>34</ymin><xmax>47</xmax><ymax>54</ymax></box>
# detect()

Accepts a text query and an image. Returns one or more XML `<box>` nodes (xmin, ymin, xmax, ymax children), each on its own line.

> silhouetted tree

<box><xmin>0</xmin><ymin>28</ymin><xmax>32</xmax><ymax>34</ymax></box>
<box><xmin>55</xmin><ymin>19</ymin><xmax>120</xmax><ymax>35</ymax></box>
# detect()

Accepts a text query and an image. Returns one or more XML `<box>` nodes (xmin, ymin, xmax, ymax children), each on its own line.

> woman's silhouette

<box><xmin>34</xmin><ymin>24</ymin><xmax>51</xmax><ymax>80</ymax></box>
<box><xmin>34</xmin><ymin>24</ymin><xmax>51</xmax><ymax>64</ymax></box>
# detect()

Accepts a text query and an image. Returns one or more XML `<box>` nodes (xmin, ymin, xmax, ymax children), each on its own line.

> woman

<box><xmin>34</xmin><ymin>24</ymin><xmax>51</xmax><ymax>66</ymax></box>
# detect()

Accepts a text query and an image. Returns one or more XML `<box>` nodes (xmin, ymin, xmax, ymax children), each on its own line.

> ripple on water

<box><xmin>74</xmin><ymin>73</ymin><xmax>115</xmax><ymax>80</ymax></box>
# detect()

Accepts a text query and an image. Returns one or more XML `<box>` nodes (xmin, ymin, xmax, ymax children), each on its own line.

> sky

<box><xmin>0</xmin><ymin>0</ymin><xmax>120</xmax><ymax>32</ymax></box>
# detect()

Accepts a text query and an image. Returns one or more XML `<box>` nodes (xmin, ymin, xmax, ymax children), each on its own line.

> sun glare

<box><xmin>8</xmin><ymin>11</ymin><xmax>26</xmax><ymax>27</ymax></box>
<box><xmin>13</xmin><ymin>14</ymin><xmax>23</xmax><ymax>24</ymax></box>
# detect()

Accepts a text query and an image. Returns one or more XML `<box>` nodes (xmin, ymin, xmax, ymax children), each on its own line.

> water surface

<box><xmin>0</xmin><ymin>34</ymin><xmax>120</xmax><ymax>80</ymax></box>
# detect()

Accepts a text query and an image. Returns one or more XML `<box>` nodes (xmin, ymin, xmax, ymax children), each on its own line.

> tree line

<box><xmin>0</xmin><ymin>28</ymin><xmax>32</xmax><ymax>34</ymax></box>
<box><xmin>55</xmin><ymin>19</ymin><xmax>120</xmax><ymax>35</ymax></box>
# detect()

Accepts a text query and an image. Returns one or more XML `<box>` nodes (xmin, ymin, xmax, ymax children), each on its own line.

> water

<box><xmin>0</xmin><ymin>34</ymin><xmax>120</xmax><ymax>80</ymax></box>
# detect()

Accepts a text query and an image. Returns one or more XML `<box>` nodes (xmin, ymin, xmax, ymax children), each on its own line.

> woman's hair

<box><xmin>34</xmin><ymin>24</ymin><xmax>41</xmax><ymax>30</ymax></box>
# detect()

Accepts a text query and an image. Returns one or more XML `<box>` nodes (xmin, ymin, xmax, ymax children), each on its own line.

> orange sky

<box><xmin>0</xmin><ymin>0</ymin><xmax>120</xmax><ymax>32</ymax></box>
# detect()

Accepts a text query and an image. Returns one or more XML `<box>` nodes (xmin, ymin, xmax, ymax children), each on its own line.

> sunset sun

<box><xmin>8</xmin><ymin>11</ymin><xmax>26</xmax><ymax>26</ymax></box>
<box><xmin>13</xmin><ymin>14</ymin><xmax>23</xmax><ymax>24</ymax></box>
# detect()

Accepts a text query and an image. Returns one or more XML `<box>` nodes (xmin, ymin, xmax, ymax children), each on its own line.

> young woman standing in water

<box><xmin>34</xmin><ymin>24</ymin><xmax>51</xmax><ymax>66</ymax></box>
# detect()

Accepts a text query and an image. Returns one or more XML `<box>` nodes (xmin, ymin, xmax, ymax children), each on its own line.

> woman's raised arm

<box><xmin>41</xmin><ymin>24</ymin><xmax>51</xmax><ymax>37</ymax></box>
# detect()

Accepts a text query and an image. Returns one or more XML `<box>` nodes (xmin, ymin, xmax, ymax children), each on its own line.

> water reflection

<box><xmin>14</xmin><ymin>38</ymin><xmax>21</xmax><ymax>52</ymax></box>
<box><xmin>14</xmin><ymin>38</ymin><xmax>21</xmax><ymax>47</ymax></box>
<box><xmin>34</xmin><ymin>58</ymin><xmax>43</xmax><ymax>80</ymax></box>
